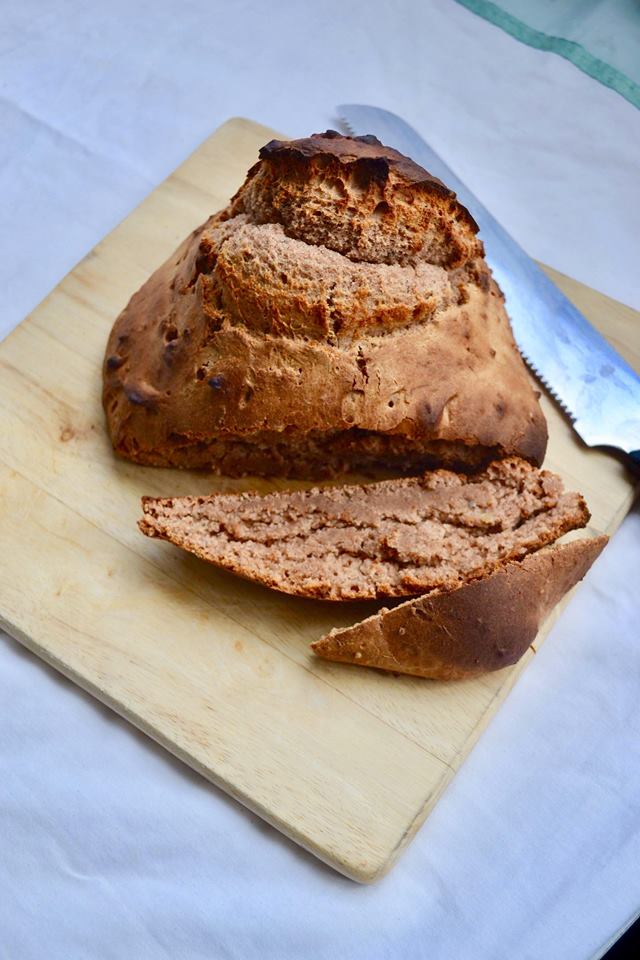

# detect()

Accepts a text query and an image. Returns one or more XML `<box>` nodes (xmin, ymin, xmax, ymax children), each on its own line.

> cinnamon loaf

<box><xmin>104</xmin><ymin>131</ymin><xmax>547</xmax><ymax>478</ymax></box>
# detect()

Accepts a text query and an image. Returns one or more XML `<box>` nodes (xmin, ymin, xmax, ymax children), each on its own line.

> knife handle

<box><xmin>630</xmin><ymin>450</ymin><xmax>640</xmax><ymax>466</ymax></box>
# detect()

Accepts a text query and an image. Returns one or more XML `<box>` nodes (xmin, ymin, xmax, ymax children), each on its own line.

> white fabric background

<box><xmin>1</xmin><ymin>1</ymin><xmax>639</xmax><ymax>957</ymax></box>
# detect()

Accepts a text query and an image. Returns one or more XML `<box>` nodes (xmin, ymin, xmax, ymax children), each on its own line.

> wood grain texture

<box><xmin>0</xmin><ymin>117</ymin><xmax>637</xmax><ymax>882</ymax></box>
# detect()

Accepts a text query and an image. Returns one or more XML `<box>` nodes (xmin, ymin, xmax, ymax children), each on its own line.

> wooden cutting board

<box><xmin>0</xmin><ymin>118</ymin><xmax>638</xmax><ymax>883</ymax></box>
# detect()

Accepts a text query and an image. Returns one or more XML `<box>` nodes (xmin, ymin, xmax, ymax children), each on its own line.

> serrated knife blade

<box><xmin>338</xmin><ymin>104</ymin><xmax>640</xmax><ymax>464</ymax></box>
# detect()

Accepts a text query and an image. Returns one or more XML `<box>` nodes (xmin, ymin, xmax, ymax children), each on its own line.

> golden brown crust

<box><xmin>259</xmin><ymin>132</ymin><xmax>463</xmax><ymax>200</ymax></box>
<box><xmin>103</xmin><ymin>131</ymin><xmax>547</xmax><ymax>478</ymax></box>
<box><xmin>230</xmin><ymin>131</ymin><xmax>482</xmax><ymax>267</ymax></box>
<box><xmin>311</xmin><ymin>537</ymin><xmax>608</xmax><ymax>679</ymax></box>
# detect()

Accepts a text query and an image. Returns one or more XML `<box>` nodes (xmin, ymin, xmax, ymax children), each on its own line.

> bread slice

<box><xmin>311</xmin><ymin>537</ymin><xmax>607</xmax><ymax>680</ymax></box>
<box><xmin>139</xmin><ymin>458</ymin><xmax>589</xmax><ymax>601</ymax></box>
<box><xmin>104</xmin><ymin>131</ymin><xmax>547</xmax><ymax>478</ymax></box>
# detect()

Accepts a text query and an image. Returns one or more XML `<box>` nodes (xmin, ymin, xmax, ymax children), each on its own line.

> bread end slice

<box><xmin>311</xmin><ymin>536</ymin><xmax>608</xmax><ymax>680</ymax></box>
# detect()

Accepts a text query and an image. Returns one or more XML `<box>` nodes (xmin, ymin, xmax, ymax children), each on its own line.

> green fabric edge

<box><xmin>455</xmin><ymin>0</ymin><xmax>640</xmax><ymax>109</ymax></box>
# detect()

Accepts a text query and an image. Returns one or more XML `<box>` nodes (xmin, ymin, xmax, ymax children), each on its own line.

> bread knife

<box><xmin>338</xmin><ymin>104</ymin><xmax>640</xmax><ymax>465</ymax></box>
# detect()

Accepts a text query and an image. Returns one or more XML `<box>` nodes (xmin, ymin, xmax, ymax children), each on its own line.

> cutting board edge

<box><xmin>0</xmin><ymin>598</ymin><xmax>437</xmax><ymax>885</ymax></box>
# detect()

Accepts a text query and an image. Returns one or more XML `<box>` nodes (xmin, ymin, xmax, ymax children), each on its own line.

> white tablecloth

<box><xmin>1</xmin><ymin>2</ymin><xmax>639</xmax><ymax>957</ymax></box>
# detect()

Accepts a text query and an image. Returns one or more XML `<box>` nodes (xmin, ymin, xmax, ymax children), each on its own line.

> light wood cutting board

<box><xmin>0</xmin><ymin>118</ymin><xmax>638</xmax><ymax>883</ymax></box>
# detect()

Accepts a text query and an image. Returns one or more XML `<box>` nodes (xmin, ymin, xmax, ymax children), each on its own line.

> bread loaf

<box><xmin>139</xmin><ymin>458</ymin><xmax>589</xmax><ymax>601</ymax></box>
<box><xmin>104</xmin><ymin>131</ymin><xmax>547</xmax><ymax>477</ymax></box>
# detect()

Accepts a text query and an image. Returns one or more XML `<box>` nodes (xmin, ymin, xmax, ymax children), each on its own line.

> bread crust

<box><xmin>230</xmin><ymin>131</ymin><xmax>482</xmax><ymax>267</ymax></box>
<box><xmin>103</xmin><ymin>131</ymin><xmax>547</xmax><ymax>477</ymax></box>
<box><xmin>311</xmin><ymin>537</ymin><xmax>608</xmax><ymax>679</ymax></box>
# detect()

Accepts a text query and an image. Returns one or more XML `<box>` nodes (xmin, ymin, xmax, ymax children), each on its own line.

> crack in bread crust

<box><xmin>230</xmin><ymin>132</ymin><xmax>482</xmax><ymax>267</ymax></box>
